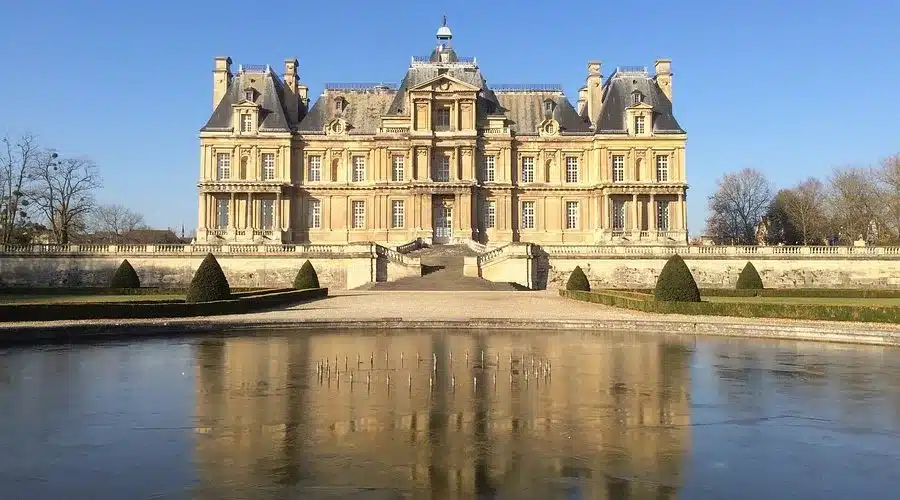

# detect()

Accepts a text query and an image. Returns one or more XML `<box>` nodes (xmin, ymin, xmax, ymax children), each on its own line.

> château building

<box><xmin>197</xmin><ymin>18</ymin><xmax>688</xmax><ymax>246</ymax></box>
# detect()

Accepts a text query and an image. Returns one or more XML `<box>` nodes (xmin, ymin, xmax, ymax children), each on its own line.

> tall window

<box><xmin>612</xmin><ymin>200</ymin><xmax>625</xmax><ymax>230</ymax></box>
<box><xmin>612</xmin><ymin>155</ymin><xmax>624</xmax><ymax>182</ymax></box>
<box><xmin>434</xmin><ymin>155</ymin><xmax>450</xmax><ymax>182</ymax></box>
<box><xmin>521</xmin><ymin>157</ymin><xmax>534</xmax><ymax>183</ymax></box>
<box><xmin>352</xmin><ymin>157</ymin><xmax>365</xmax><ymax>182</ymax></box>
<box><xmin>331</xmin><ymin>159</ymin><xmax>339</xmax><ymax>183</ymax></box>
<box><xmin>216</xmin><ymin>153</ymin><xmax>231</xmax><ymax>180</ymax></box>
<box><xmin>657</xmin><ymin>202</ymin><xmax>670</xmax><ymax>231</ymax></box>
<box><xmin>262</xmin><ymin>153</ymin><xmax>276</xmax><ymax>180</ymax></box>
<box><xmin>566</xmin><ymin>201</ymin><xmax>579</xmax><ymax>230</ymax></box>
<box><xmin>239</xmin><ymin>157</ymin><xmax>248</xmax><ymax>179</ymax></box>
<box><xmin>391</xmin><ymin>200</ymin><xmax>405</xmax><ymax>229</ymax></box>
<box><xmin>351</xmin><ymin>200</ymin><xmax>365</xmax><ymax>229</ymax></box>
<box><xmin>308</xmin><ymin>199</ymin><xmax>321</xmax><ymax>229</ymax></box>
<box><xmin>391</xmin><ymin>155</ymin><xmax>405</xmax><ymax>182</ymax></box>
<box><xmin>484</xmin><ymin>200</ymin><xmax>496</xmax><ymax>229</ymax></box>
<box><xmin>656</xmin><ymin>155</ymin><xmax>669</xmax><ymax>182</ymax></box>
<box><xmin>216</xmin><ymin>199</ymin><xmax>229</xmax><ymax>229</ymax></box>
<box><xmin>521</xmin><ymin>201</ymin><xmax>535</xmax><ymax>230</ymax></box>
<box><xmin>260</xmin><ymin>199</ymin><xmax>275</xmax><ymax>229</ymax></box>
<box><xmin>308</xmin><ymin>155</ymin><xmax>321</xmax><ymax>182</ymax></box>
<box><xmin>483</xmin><ymin>155</ymin><xmax>495</xmax><ymax>182</ymax></box>
<box><xmin>434</xmin><ymin>106</ymin><xmax>450</xmax><ymax>130</ymax></box>
<box><xmin>634</xmin><ymin>115</ymin><xmax>645</xmax><ymax>134</ymax></box>
<box><xmin>565</xmin><ymin>157</ymin><xmax>578</xmax><ymax>183</ymax></box>
<box><xmin>241</xmin><ymin>114</ymin><xmax>253</xmax><ymax>133</ymax></box>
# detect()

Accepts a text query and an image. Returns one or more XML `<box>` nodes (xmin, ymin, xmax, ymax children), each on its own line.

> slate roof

<box><xmin>201</xmin><ymin>70</ymin><xmax>293</xmax><ymax>132</ymax></box>
<box><xmin>297</xmin><ymin>88</ymin><xmax>397</xmax><ymax>134</ymax></box>
<box><xmin>595</xmin><ymin>70</ymin><xmax>684</xmax><ymax>134</ymax></box>
<box><xmin>495</xmin><ymin>91</ymin><xmax>592</xmax><ymax>135</ymax></box>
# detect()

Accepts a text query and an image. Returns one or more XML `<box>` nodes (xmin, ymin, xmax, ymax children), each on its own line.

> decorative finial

<box><xmin>442</xmin><ymin>14</ymin><xmax>447</xmax><ymax>27</ymax></box>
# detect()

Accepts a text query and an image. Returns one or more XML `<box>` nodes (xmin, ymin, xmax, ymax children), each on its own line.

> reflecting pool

<box><xmin>1</xmin><ymin>330</ymin><xmax>899</xmax><ymax>499</ymax></box>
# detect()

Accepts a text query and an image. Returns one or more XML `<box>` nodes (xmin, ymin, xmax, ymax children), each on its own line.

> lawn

<box><xmin>704</xmin><ymin>296</ymin><xmax>900</xmax><ymax>307</ymax></box>
<box><xmin>0</xmin><ymin>294</ymin><xmax>184</xmax><ymax>305</ymax></box>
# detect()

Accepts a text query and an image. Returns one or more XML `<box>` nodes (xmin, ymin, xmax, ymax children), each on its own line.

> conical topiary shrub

<box><xmin>735</xmin><ymin>261</ymin><xmax>764</xmax><ymax>290</ymax></box>
<box><xmin>654</xmin><ymin>254</ymin><xmax>701</xmax><ymax>302</ymax></box>
<box><xmin>293</xmin><ymin>260</ymin><xmax>320</xmax><ymax>289</ymax></box>
<box><xmin>565</xmin><ymin>266</ymin><xmax>591</xmax><ymax>291</ymax></box>
<box><xmin>185</xmin><ymin>253</ymin><xmax>231</xmax><ymax>303</ymax></box>
<box><xmin>110</xmin><ymin>259</ymin><xmax>140</xmax><ymax>288</ymax></box>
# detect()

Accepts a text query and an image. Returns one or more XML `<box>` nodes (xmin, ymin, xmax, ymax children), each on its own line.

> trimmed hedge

<box><xmin>561</xmin><ymin>289</ymin><xmax>900</xmax><ymax>324</ymax></box>
<box><xmin>0</xmin><ymin>288</ymin><xmax>328</xmax><ymax>323</ymax></box>
<box><xmin>186</xmin><ymin>253</ymin><xmax>231</xmax><ymax>303</ymax></box>
<box><xmin>611</xmin><ymin>288</ymin><xmax>900</xmax><ymax>299</ymax></box>
<box><xmin>0</xmin><ymin>287</ymin><xmax>266</xmax><ymax>296</ymax></box>
<box><xmin>294</xmin><ymin>260</ymin><xmax>320</xmax><ymax>290</ymax></box>
<box><xmin>110</xmin><ymin>260</ymin><xmax>140</xmax><ymax>288</ymax></box>
<box><xmin>654</xmin><ymin>255</ymin><xmax>701</xmax><ymax>302</ymax></box>
<box><xmin>736</xmin><ymin>262</ymin><xmax>763</xmax><ymax>290</ymax></box>
<box><xmin>565</xmin><ymin>266</ymin><xmax>591</xmax><ymax>291</ymax></box>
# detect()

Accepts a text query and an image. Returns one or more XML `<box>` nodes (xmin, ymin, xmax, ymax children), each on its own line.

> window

<box><xmin>612</xmin><ymin>155</ymin><xmax>625</xmax><ymax>182</ymax></box>
<box><xmin>241</xmin><ymin>114</ymin><xmax>253</xmax><ymax>133</ymax></box>
<box><xmin>351</xmin><ymin>201</ymin><xmax>365</xmax><ymax>229</ymax></box>
<box><xmin>521</xmin><ymin>201</ymin><xmax>535</xmax><ymax>229</ymax></box>
<box><xmin>308</xmin><ymin>155</ymin><xmax>321</xmax><ymax>182</ymax></box>
<box><xmin>239</xmin><ymin>157</ymin><xmax>248</xmax><ymax>179</ymax></box>
<box><xmin>434</xmin><ymin>155</ymin><xmax>450</xmax><ymax>182</ymax></box>
<box><xmin>657</xmin><ymin>201</ymin><xmax>670</xmax><ymax>231</ymax></box>
<box><xmin>331</xmin><ymin>159</ymin><xmax>339</xmax><ymax>182</ymax></box>
<box><xmin>566</xmin><ymin>201</ymin><xmax>579</xmax><ymax>230</ymax></box>
<box><xmin>352</xmin><ymin>156</ymin><xmax>365</xmax><ymax>182</ymax></box>
<box><xmin>216</xmin><ymin>153</ymin><xmax>231</xmax><ymax>180</ymax></box>
<box><xmin>483</xmin><ymin>155</ymin><xmax>495</xmax><ymax>183</ymax></box>
<box><xmin>391</xmin><ymin>200</ymin><xmax>405</xmax><ymax>228</ymax></box>
<box><xmin>484</xmin><ymin>200</ymin><xmax>496</xmax><ymax>229</ymax></box>
<box><xmin>262</xmin><ymin>153</ymin><xmax>276</xmax><ymax>180</ymax></box>
<box><xmin>632</xmin><ymin>92</ymin><xmax>642</xmax><ymax>104</ymax></box>
<box><xmin>216</xmin><ymin>199</ymin><xmax>229</xmax><ymax>229</ymax></box>
<box><xmin>434</xmin><ymin>106</ymin><xmax>450</xmax><ymax>130</ymax></box>
<box><xmin>334</xmin><ymin>98</ymin><xmax>343</xmax><ymax>112</ymax></box>
<box><xmin>244</xmin><ymin>89</ymin><xmax>254</xmax><ymax>101</ymax></box>
<box><xmin>391</xmin><ymin>155</ymin><xmax>405</xmax><ymax>182</ymax></box>
<box><xmin>308</xmin><ymin>199</ymin><xmax>321</xmax><ymax>229</ymax></box>
<box><xmin>565</xmin><ymin>156</ymin><xmax>578</xmax><ymax>183</ymax></box>
<box><xmin>612</xmin><ymin>200</ymin><xmax>625</xmax><ymax>230</ymax></box>
<box><xmin>260</xmin><ymin>199</ymin><xmax>274</xmax><ymax>229</ymax></box>
<box><xmin>521</xmin><ymin>157</ymin><xmax>534</xmax><ymax>183</ymax></box>
<box><xmin>656</xmin><ymin>155</ymin><xmax>669</xmax><ymax>182</ymax></box>
<box><xmin>634</xmin><ymin>115</ymin><xmax>645</xmax><ymax>134</ymax></box>
<box><xmin>543</xmin><ymin>99</ymin><xmax>554</xmax><ymax>115</ymax></box>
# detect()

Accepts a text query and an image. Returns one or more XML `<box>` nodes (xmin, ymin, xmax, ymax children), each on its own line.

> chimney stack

<box><xmin>655</xmin><ymin>59</ymin><xmax>673</xmax><ymax>102</ymax></box>
<box><xmin>283</xmin><ymin>58</ymin><xmax>300</xmax><ymax>124</ymax></box>
<box><xmin>577</xmin><ymin>87</ymin><xmax>588</xmax><ymax>116</ymax></box>
<box><xmin>212</xmin><ymin>56</ymin><xmax>232</xmax><ymax>110</ymax></box>
<box><xmin>585</xmin><ymin>61</ymin><xmax>603</xmax><ymax>126</ymax></box>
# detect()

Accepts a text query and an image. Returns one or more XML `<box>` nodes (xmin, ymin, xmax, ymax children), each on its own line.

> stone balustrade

<box><xmin>0</xmin><ymin>243</ymin><xmax>375</xmax><ymax>256</ymax></box>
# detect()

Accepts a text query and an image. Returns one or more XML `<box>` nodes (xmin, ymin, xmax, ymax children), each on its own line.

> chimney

<box><xmin>577</xmin><ymin>87</ymin><xmax>588</xmax><ymax>116</ymax></box>
<box><xmin>585</xmin><ymin>61</ymin><xmax>603</xmax><ymax>126</ymax></box>
<box><xmin>283</xmin><ymin>58</ymin><xmax>300</xmax><ymax>124</ymax></box>
<box><xmin>213</xmin><ymin>56</ymin><xmax>232</xmax><ymax>110</ymax></box>
<box><xmin>655</xmin><ymin>58</ymin><xmax>673</xmax><ymax>102</ymax></box>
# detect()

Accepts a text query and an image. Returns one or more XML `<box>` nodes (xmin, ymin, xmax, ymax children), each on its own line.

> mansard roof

<box><xmin>202</xmin><ymin>68</ymin><xmax>292</xmax><ymax>132</ymax></box>
<box><xmin>385</xmin><ymin>63</ymin><xmax>504</xmax><ymax>117</ymax></box>
<box><xmin>297</xmin><ymin>86</ymin><xmax>397</xmax><ymax>134</ymax></box>
<box><xmin>495</xmin><ymin>90</ymin><xmax>592</xmax><ymax>135</ymax></box>
<box><xmin>596</xmin><ymin>69</ymin><xmax>684</xmax><ymax>134</ymax></box>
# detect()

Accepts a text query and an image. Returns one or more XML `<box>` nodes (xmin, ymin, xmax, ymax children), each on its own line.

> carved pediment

<box><xmin>325</xmin><ymin>118</ymin><xmax>350</xmax><ymax>136</ymax></box>
<box><xmin>409</xmin><ymin>74</ymin><xmax>480</xmax><ymax>93</ymax></box>
<box><xmin>627</xmin><ymin>102</ymin><xmax>654</xmax><ymax>111</ymax></box>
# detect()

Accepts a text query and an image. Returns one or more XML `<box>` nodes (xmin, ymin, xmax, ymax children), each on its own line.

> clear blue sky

<box><xmin>1</xmin><ymin>0</ymin><xmax>898</xmax><ymax>236</ymax></box>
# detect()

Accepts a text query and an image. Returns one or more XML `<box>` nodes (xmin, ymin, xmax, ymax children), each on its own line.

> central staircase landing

<box><xmin>363</xmin><ymin>245</ymin><xmax>522</xmax><ymax>291</ymax></box>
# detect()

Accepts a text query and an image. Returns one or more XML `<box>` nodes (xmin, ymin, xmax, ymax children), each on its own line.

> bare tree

<box><xmin>0</xmin><ymin>133</ymin><xmax>44</xmax><ymax>244</ymax></box>
<box><xmin>783</xmin><ymin>178</ymin><xmax>827</xmax><ymax>245</ymax></box>
<box><xmin>826</xmin><ymin>167</ymin><xmax>878</xmax><ymax>244</ymax></box>
<box><xmin>874</xmin><ymin>154</ymin><xmax>900</xmax><ymax>243</ymax></box>
<box><xmin>88</xmin><ymin>204</ymin><xmax>147</xmax><ymax>242</ymax></box>
<box><xmin>705</xmin><ymin>168</ymin><xmax>773</xmax><ymax>245</ymax></box>
<box><xmin>28</xmin><ymin>156</ymin><xmax>103</xmax><ymax>244</ymax></box>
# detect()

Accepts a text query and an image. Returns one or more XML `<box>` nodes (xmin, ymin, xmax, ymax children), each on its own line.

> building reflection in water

<box><xmin>193</xmin><ymin>330</ymin><xmax>692</xmax><ymax>499</ymax></box>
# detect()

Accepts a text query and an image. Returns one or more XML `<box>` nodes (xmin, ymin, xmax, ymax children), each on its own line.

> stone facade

<box><xmin>197</xmin><ymin>19</ymin><xmax>688</xmax><ymax>248</ymax></box>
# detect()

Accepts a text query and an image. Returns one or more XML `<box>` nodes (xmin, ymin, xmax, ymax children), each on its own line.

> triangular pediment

<box><xmin>409</xmin><ymin>74</ymin><xmax>481</xmax><ymax>92</ymax></box>
<box><xmin>627</xmin><ymin>102</ymin><xmax>653</xmax><ymax>111</ymax></box>
<box><xmin>233</xmin><ymin>99</ymin><xmax>259</xmax><ymax>108</ymax></box>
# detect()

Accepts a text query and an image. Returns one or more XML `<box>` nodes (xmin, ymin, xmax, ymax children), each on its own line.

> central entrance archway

<box><xmin>432</xmin><ymin>197</ymin><xmax>453</xmax><ymax>244</ymax></box>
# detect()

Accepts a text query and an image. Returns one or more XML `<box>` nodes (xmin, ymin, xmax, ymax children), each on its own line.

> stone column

<box><xmin>676</xmin><ymin>193</ymin><xmax>684</xmax><ymax>230</ymax></box>
<box><xmin>649</xmin><ymin>194</ymin><xmax>656</xmax><ymax>231</ymax></box>
<box><xmin>276</xmin><ymin>192</ymin><xmax>283</xmax><ymax>232</ymax></box>
<box><xmin>197</xmin><ymin>192</ymin><xmax>206</xmax><ymax>234</ymax></box>
<box><xmin>229</xmin><ymin>192</ymin><xmax>236</xmax><ymax>230</ymax></box>
<box><xmin>632</xmin><ymin>193</ymin><xmax>639</xmax><ymax>231</ymax></box>
<box><xmin>248</xmin><ymin>193</ymin><xmax>254</xmax><ymax>229</ymax></box>
<box><xmin>602</xmin><ymin>193</ymin><xmax>609</xmax><ymax>231</ymax></box>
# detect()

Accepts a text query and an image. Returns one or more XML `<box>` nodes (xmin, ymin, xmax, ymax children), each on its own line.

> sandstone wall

<box><xmin>0</xmin><ymin>255</ymin><xmax>377</xmax><ymax>290</ymax></box>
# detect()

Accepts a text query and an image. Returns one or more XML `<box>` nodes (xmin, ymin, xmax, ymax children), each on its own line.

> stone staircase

<box><xmin>363</xmin><ymin>244</ymin><xmax>522</xmax><ymax>291</ymax></box>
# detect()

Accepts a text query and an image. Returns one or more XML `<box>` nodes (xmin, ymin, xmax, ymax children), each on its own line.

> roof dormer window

<box><xmin>243</xmin><ymin>88</ymin><xmax>255</xmax><ymax>102</ymax></box>
<box><xmin>543</xmin><ymin>98</ymin><xmax>555</xmax><ymax>115</ymax></box>
<box><xmin>632</xmin><ymin>91</ymin><xmax>643</xmax><ymax>105</ymax></box>
<box><xmin>334</xmin><ymin>97</ymin><xmax>344</xmax><ymax>113</ymax></box>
